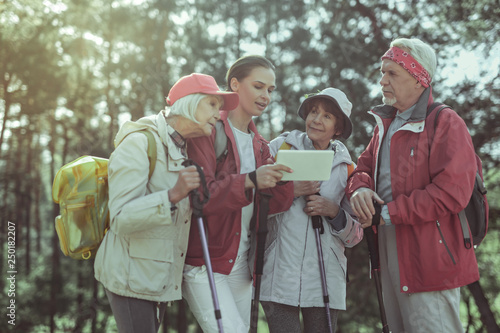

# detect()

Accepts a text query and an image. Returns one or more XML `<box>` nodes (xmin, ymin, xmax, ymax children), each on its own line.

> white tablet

<box><xmin>275</xmin><ymin>150</ymin><xmax>335</xmax><ymax>181</ymax></box>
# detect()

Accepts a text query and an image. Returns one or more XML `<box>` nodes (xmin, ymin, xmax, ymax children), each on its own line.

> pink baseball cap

<box><xmin>166</xmin><ymin>73</ymin><xmax>239</xmax><ymax>111</ymax></box>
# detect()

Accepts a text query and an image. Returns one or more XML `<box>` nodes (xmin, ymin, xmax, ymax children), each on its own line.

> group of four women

<box><xmin>94</xmin><ymin>55</ymin><xmax>363</xmax><ymax>333</ymax></box>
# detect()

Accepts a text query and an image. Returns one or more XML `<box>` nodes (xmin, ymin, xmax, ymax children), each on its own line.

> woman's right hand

<box><xmin>246</xmin><ymin>163</ymin><xmax>293</xmax><ymax>190</ymax></box>
<box><xmin>293</xmin><ymin>181</ymin><xmax>321</xmax><ymax>197</ymax></box>
<box><xmin>168</xmin><ymin>166</ymin><xmax>201</xmax><ymax>204</ymax></box>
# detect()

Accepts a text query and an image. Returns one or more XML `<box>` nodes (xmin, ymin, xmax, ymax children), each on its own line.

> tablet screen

<box><xmin>275</xmin><ymin>150</ymin><xmax>335</xmax><ymax>181</ymax></box>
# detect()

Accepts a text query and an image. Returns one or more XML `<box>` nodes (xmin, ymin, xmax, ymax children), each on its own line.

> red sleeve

<box><xmin>345</xmin><ymin>127</ymin><xmax>379</xmax><ymax>199</ymax></box>
<box><xmin>187</xmin><ymin>134</ymin><xmax>252</xmax><ymax>216</ymax></box>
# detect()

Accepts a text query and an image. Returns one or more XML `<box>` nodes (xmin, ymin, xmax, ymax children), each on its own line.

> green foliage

<box><xmin>0</xmin><ymin>0</ymin><xmax>499</xmax><ymax>332</ymax></box>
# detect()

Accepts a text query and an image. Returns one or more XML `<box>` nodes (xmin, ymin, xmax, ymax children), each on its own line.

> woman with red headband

<box><xmin>347</xmin><ymin>38</ymin><xmax>479</xmax><ymax>333</ymax></box>
<box><xmin>94</xmin><ymin>73</ymin><xmax>238</xmax><ymax>333</ymax></box>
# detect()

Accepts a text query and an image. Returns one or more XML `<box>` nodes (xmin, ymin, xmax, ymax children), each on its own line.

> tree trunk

<box><xmin>25</xmin><ymin>127</ymin><xmax>33</xmax><ymax>275</ymax></box>
<box><xmin>13</xmin><ymin>132</ymin><xmax>23</xmax><ymax>253</ymax></box>
<box><xmin>34</xmin><ymin>164</ymin><xmax>42</xmax><ymax>254</ymax></box>
<box><xmin>91</xmin><ymin>274</ymin><xmax>98</xmax><ymax>333</ymax></box>
<box><xmin>49</xmin><ymin>212</ymin><xmax>60</xmax><ymax>333</ymax></box>
<box><xmin>0</xmin><ymin>75</ymin><xmax>12</xmax><ymax>159</ymax></box>
<box><xmin>236</xmin><ymin>0</ymin><xmax>242</xmax><ymax>59</ymax></box>
<box><xmin>0</xmin><ymin>139</ymin><xmax>14</xmax><ymax>292</ymax></box>
<box><xmin>49</xmin><ymin>115</ymin><xmax>61</xmax><ymax>333</ymax></box>
<box><xmin>73</xmin><ymin>271</ymin><xmax>85</xmax><ymax>332</ymax></box>
<box><xmin>467</xmin><ymin>281</ymin><xmax>500</xmax><ymax>333</ymax></box>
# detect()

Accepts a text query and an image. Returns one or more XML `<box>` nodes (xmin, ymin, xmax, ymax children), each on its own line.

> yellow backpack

<box><xmin>52</xmin><ymin>129</ymin><xmax>157</xmax><ymax>260</ymax></box>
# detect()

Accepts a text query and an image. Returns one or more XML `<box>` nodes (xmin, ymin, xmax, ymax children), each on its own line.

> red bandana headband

<box><xmin>381</xmin><ymin>46</ymin><xmax>431</xmax><ymax>87</ymax></box>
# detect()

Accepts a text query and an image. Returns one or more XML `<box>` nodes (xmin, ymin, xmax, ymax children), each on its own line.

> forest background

<box><xmin>1</xmin><ymin>0</ymin><xmax>499</xmax><ymax>332</ymax></box>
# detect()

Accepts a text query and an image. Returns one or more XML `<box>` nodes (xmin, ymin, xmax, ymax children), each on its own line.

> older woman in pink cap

<box><xmin>94</xmin><ymin>73</ymin><xmax>238</xmax><ymax>333</ymax></box>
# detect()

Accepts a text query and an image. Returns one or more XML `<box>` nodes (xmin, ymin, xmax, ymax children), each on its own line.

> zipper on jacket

<box><xmin>410</xmin><ymin>147</ymin><xmax>414</xmax><ymax>157</ymax></box>
<box><xmin>436</xmin><ymin>221</ymin><xmax>456</xmax><ymax>265</ymax></box>
<box><xmin>329</xmin><ymin>247</ymin><xmax>346</xmax><ymax>281</ymax></box>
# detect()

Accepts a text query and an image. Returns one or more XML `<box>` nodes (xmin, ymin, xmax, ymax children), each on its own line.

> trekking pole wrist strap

<box><xmin>249</xmin><ymin>171</ymin><xmax>258</xmax><ymax>190</ymax></box>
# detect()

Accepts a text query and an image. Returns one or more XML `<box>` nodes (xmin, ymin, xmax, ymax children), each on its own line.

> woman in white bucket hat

<box><xmin>259</xmin><ymin>88</ymin><xmax>363</xmax><ymax>333</ymax></box>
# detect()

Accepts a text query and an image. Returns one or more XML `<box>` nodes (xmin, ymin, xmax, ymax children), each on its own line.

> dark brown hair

<box><xmin>225</xmin><ymin>55</ymin><xmax>275</xmax><ymax>92</ymax></box>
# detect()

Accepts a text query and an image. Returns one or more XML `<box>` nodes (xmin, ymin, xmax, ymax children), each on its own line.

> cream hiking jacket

<box><xmin>94</xmin><ymin>111</ymin><xmax>192</xmax><ymax>302</ymax></box>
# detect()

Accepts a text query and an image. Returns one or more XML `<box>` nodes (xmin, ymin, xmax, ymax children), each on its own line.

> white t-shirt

<box><xmin>228</xmin><ymin>119</ymin><xmax>255</xmax><ymax>255</ymax></box>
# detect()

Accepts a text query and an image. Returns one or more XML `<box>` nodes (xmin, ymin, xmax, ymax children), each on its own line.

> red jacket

<box><xmin>186</xmin><ymin>111</ymin><xmax>294</xmax><ymax>274</ymax></box>
<box><xmin>346</xmin><ymin>88</ymin><xmax>479</xmax><ymax>293</ymax></box>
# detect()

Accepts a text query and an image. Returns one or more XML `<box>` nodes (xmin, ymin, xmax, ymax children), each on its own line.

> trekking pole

<box><xmin>311</xmin><ymin>211</ymin><xmax>334</xmax><ymax>333</ymax></box>
<box><xmin>309</xmin><ymin>193</ymin><xmax>333</xmax><ymax>333</ymax></box>
<box><xmin>182</xmin><ymin>160</ymin><xmax>224</xmax><ymax>333</ymax></box>
<box><xmin>250</xmin><ymin>191</ymin><xmax>273</xmax><ymax>333</ymax></box>
<box><xmin>365</xmin><ymin>202</ymin><xmax>390</xmax><ymax>333</ymax></box>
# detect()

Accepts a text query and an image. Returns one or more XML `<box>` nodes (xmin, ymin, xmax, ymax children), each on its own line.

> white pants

<box><xmin>379</xmin><ymin>225</ymin><xmax>464</xmax><ymax>333</ymax></box>
<box><xmin>183</xmin><ymin>254</ymin><xmax>252</xmax><ymax>333</ymax></box>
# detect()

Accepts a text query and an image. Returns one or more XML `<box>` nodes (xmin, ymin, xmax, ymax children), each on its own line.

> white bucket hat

<box><xmin>297</xmin><ymin>87</ymin><xmax>353</xmax><ymax>139</ymax></box>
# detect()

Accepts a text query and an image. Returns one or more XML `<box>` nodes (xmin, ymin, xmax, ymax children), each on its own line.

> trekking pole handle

<box><xmin>366</xmin><ymin>202</ymin><xmax>382</xmax><ymax>269</ymax></box>
<box><xmin>254</xmin><ymin>192</ymin><xmax>273</xmax><ymax>276</ymax></box>
<box><xmin>182</xmin><ymin>159</ymin><xmax>209</xmax><ymax>218</ymax></box>
<box><xmin>310</xmin><ymin>192</ymin><xmax>324</xmax><ymax>233</ymax></box>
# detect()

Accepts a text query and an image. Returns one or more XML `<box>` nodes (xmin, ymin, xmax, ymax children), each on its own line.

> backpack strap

<box><xmin>119</xmin><ymin>129</ymin><xmax>158</xmax><ymax>180</ymax></box>
<box><xmin>426</xmin><ymin>103</ymin><xmax>476</xmax><ymax>249</ymax></box>
<box><xmin>138</xmin><ymin>129</ymin><xmax>157</xmax><ymax>180</ymax></box>
<box><xmin>459</xmin><ymin>208</ymin><xmax>471</xmax><ymax>249</ymax></box>
<box><xmin>347</xmin><ymin>162</ymin><xmax>355</xmax><ymax>178</ymax></box>
<box><xmin>274</xmin><ymin>140</ymin><xmax>292</xmax><ymax>159</ymax></box>
<box><xmin>214</xmin><ymin>120</ymin><xmax>228</xmax><ymax>162</ymax></box>
<box><xmin>426</xmin><ymin>103</ymin><xmax>450</xmax><ymax>139</ymax></box>
<box><xmin>331</xmin><ymin>141</ymin><xmax>355</xmax><ymax>178</ymax></box>
<box><xmin>426</xmin><ymin>102</ymin><xmax>451</xmax><ymax>167</ymax></box>
<box><xmin>459</xmin><ymin>171</ymin><xmax>488</xmax><ymax>249</ymax></box>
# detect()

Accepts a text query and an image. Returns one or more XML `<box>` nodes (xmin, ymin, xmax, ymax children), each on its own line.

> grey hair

<box><xmin>391</xmin><ymin>38</ymin><xmax>437</xmax><ymax>81</ymax></box>
<box><xmin>164</xmin><ymin>93</ymin><xmax>222</xmax><ymax>123</ymax></box>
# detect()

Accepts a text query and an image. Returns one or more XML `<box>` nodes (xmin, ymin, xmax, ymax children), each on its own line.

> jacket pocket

<box><xmin>128</xmin><ymin>238</ymin><xmax>174</xmax><ymax>295</ymax></box>
<box><xmin>436</xmin><ymin>221</ymin><xmax>456</xmax><ymax>265</ymax></box>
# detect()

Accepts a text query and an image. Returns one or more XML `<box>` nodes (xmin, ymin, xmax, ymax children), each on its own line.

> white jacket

<box><xmin>94</xmin><ymin>111</ymin><xmax>192</xmax><ymax>302</ymax></box>
<box><xmin>259</xmin><ymin>130</ymin><xmax>363</xmax><ymax>309</ymax></box>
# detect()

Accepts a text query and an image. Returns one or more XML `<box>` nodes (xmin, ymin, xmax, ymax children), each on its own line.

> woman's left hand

<box><xmin>303</xmin><ymin>194</ymin><xmax>339</xmax><ymax>218</ymax></box>
<box><xmin>293</xmin><ymin>181</ymin><xmax>320</xmax><ymax>197</ymax></box>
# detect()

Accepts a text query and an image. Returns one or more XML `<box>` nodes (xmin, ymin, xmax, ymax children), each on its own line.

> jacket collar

<box><xmin>219</xmin><ymin>110</ymin><xmax>264</xmax><ymax>142</ymax></box>
<box><xmin>371</xmin><ymin>87</ymin><xmax>434</xmax><ymax>122</ymax></box>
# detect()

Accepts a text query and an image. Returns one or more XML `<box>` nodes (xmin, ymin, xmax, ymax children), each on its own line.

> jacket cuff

<box><xmin>381</xmin><ymin>205</ymin><xmax>392</xmax><ymax>226</ymax></box>
<box><xmin>326</xmin><ymin>209</ymin><xmax>347</xmax><ymax>231</ymax></box>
